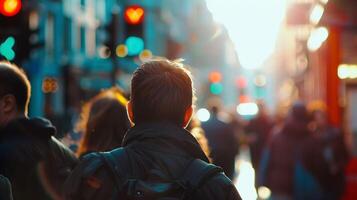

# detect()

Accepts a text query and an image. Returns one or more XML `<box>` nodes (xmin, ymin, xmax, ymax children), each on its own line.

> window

<box><xmin>63</xmin><ymin>17</ymin><xmax>72</xmax><ymax>53</ymax></box>
<box><xmin>45</xmin><ymin>13</ymin><xmax>54</xmax><ymax>58</ymax></box>
<box><xmin>80</xmin><ymin>26</ymin><xmax>86</xmax><ymax>53</ymax></box>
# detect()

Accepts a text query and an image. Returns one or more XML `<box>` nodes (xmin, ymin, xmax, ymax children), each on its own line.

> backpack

<box><xmin>96</xmin><ymin>148</ymin><xmax>224</xmax><ymax>200</ymax></box>
<box><xmin>293</xmin><ymin>146</ymin><xmax>325</xmax><ymax>200</ymax></box>
<box><xmin>259</xmin><ymin>147</ymin><xmax>325</xmax><ymax>200</ymax></box>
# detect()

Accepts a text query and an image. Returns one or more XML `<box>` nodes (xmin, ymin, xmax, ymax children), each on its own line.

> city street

<box><xmin>1</xmin><ymin>0</ymin><xmax>357</xmax><ymax>199</ymax></box>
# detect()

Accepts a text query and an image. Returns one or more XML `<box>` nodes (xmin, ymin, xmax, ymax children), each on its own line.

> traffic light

<box><xmin>0</xmin><ymin>1</ymin><xmax>41</xmax><ymax>63</ymax></box>
<box><xmin>124</xmin><ymin>5</ymin><xmax>145</xmax><ymax>56</ymax></box>
<box><xmin>0</xmin><ymin>0</ymin><xmax>22</xmax><ymax>17</ymax></box>
<box><xmin>208</xmin><ymin>71</ymin><xmax>223</xmax><ymax>95</ymax></box>
<box><xmin>236</xmin><ymin>76</ymin><xmax>249</xmax><ymax>103</ymax></box>
<box><xmin>0</xmin><ymin>0</ymin><xmax>22</xmax><ymax>62</ymax></box>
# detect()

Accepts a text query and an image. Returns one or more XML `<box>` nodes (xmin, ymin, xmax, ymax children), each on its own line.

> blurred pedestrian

<box><xmin>259</xmin><ymin>102</ymin><xmax>325</xmax><ymax>200</ymax></box>
<box><xmin>310</xmin><ymin>108</ymin><xmax>349</xmax><ymax>199</ymax></box>
<box><xmin>65</xmin><ymin>59</ymin><xmax>241</xmax><ymax>199</ymax></box>
<box><xmin>0</xmin><ymin>62</ymin><xmax>78</xmax><ymax>200</ymax></box>
<box><xmin>201</xmin><ymin>105</ymin><xmax>239</xmax><ymax>179</ymax></box>
<box><xmin>245</xmin><ymin>101</ymin><xmax>273</xmax><ymax>180</ymax></box>
<box><xmin>76</xmin><ymin>87</ymin><xmax>130</xmax><ymax>157</ymax></box>
<box><xmin>0</xmin><ymin>175</ymin><xmax>13</xmax><ymax>200</ymax></box>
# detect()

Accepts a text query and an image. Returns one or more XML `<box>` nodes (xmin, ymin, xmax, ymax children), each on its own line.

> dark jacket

<box><xmin>0</xmin><ymin>175</ymin><xmax>13</xmax><ymax>200</ymax></box>
<box><xmin>0</xmin><ymin>117</ymin><xmax>78</xmax><ymax>200</ymax></box>
<box><xmin>261</xmin><ymin>120</ymin><xmax>313</xmax><ymax>196</ymax></box>
<box><xmin>65</xmin><ymin>122</ymin><xmax>241</xmax><ymax>200</ymax></box>
<box><xmin>245</xmin><ymin>115</ymin><xmax>273</xmax><ymax>169</ymax></box>
<box><xmin>201</xmin><ymin>116</ymin><xmax>239</xmax><ymax>179</ymax></box>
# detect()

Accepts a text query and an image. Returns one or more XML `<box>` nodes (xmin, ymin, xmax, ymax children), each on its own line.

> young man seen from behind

<box><xmin>65</xmin><ymin>59</ymin><xmax>241</xmax><ymax>199</ymax></box>
<box><xmin>0</xmin><ymin>61</ymin><xmax>78</xmax><ymax>200</ymax></box>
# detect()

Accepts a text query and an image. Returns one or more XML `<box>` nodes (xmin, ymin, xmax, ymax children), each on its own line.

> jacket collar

<box><xmin>0</xmin><ymin>117</ymin><xmax>56</xmax><ymax>140</ymax></box>
<box><xmin>122</xmin><ymin>121</ymin><xmax>209</xmax><ymax>162</ymax></box>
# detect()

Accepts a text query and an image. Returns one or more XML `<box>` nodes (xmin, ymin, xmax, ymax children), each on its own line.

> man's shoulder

<box><xmin>203</xmin><ymin>172</ymin><xmax>236</xmax><ymax>190</ymax></box>
<box><xmin>197</xmin><ymin>172</ymin><xmax>241</xmax><ymax>200</ymax></box>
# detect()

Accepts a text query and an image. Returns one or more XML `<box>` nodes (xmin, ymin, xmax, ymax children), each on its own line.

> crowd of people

<box><xmin>0</xmin><ymin>59</ymin><xmax>354</xmax><ymax>200</ymax></box>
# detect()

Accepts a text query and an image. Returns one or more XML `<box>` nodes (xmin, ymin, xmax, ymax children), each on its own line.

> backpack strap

<box><xmin>98</xmin><ymin>148</ymin><xmax>128</xmax><ymax>198</ymax></box>
<box><xmin>181</xmin><ymin>159</ymin><xmax>223</xmax><ymax>196</ymax></box>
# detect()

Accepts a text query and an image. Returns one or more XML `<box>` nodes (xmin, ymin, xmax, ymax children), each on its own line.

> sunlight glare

<box><xmin>206</xmin><ymin>0</ymin><xmax>288</xmax><ymax>69</ymax></box>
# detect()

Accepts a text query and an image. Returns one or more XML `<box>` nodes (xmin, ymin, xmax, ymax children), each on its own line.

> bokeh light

<box><xmin>197</xmin><ymin>108</ymin><xmax>211</xmax><ymax>122</ymax></box>
<box><xmin>307</xmin><ymin>27</ymin><xmax>329</xmax><ymax>51</ymax></box>
<box><xmin>237</xmin><ymin>102</ymin><xmax>259</xmax><ymax>116</ymax></box>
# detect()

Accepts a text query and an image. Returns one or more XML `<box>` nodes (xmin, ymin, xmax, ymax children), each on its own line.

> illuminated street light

<box><xmin>310</xmin><ymin>4</ymin><xmax>324</xmax><ymax>25</ymax></box>
<box><xmin>350</xmin><ymin>66</ymin><xmax>357</xmax><ymax>79</ymax></box>
<box><xmin>116</xmin><ymin>44</ymin><xmax>128</xmax><ymax>58</ymax></box>
<box><xmin>258</xmin><ymin>186</ymin><xmax>271</xmax><ymax>200</ymax></box>
<box><xmin>338</xmin><ymin>64</ymin><xmax>357</xmax><ymax>79</ymax></box>
<box><xmin>337</xmin><ymin>64</ymin><xmax>349</xmax><ymax>79</ymax></box>
<box><xmin>197</xmin><ymin>108</ymin><xmax>210</xmax><ymax>122</ymax></box>
<box><xmin>236</xmin><ymin>102</ymin><xmax>259</xmax><ymax>116</ymax></box>
<box><xmin>98</xmin><ymin>45</ymin><xmax>111</xmax><ymax>59</ymax></box>
<box><xmin>254</xmin><ymin>75</ymin><xmax>267</xmax><ymax>87</ymax></box>
<box><xmin>307</xmin><ymin>27</ymin><xmax>329</xmax><ymax>51</ymax></box>
<box><xmin>139</xmin><ymin>49</ymin><xmax>153</xmax><ymax>62</ymax></box>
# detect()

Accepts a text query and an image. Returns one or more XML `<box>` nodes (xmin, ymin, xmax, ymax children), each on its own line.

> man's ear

<box><xmin>126</xmin><ymin>101</ymin><xmax>135</xmax><ymax>126</ymax></box>
<box><xmin>183</xmin><ymin>106</ymin><xmax>193</xmax><ymax>128</ymax></box>
<box><xmin>1</xmin><ymin>94</ymin><xmax>17</xmax><ymax>114</ymax></box>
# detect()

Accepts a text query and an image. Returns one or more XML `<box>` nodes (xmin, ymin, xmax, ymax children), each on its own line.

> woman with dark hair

<box><xmin>76</xmin><ymin>87</ymin><xmax>130</xmax><ymax>157</ymax></box>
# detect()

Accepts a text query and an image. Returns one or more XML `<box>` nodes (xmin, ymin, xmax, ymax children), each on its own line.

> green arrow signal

<box><xmin>0</xmin><ymin>37</ymin><xmax>16</xmax><ymax>61</ymax></box>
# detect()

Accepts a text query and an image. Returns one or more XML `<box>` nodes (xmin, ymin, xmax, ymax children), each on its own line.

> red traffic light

<box><xmin>0</xmin><ymin>0</ymin><xmax>22</xmax><ymax>17</ymax></box>
<box><xmin>124</xmin><ymin>5</ymin><xmax>144</xmax><ymax>25</ymax></box>
<box><xmin>209</xmin><ymin>71</ymin><xmax>222</xmax><ymax>83</ymax></box>
<box><xmin>236</xmin><ymin>76</ymin><xmax>247</xmax><ymax>88</ymax></box>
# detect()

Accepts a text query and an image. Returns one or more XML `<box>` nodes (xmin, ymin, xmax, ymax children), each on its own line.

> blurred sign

<box><xmin>42</xmin><ymin>77</ymin><xmax>58</xmax><ymax>93</ymax></box>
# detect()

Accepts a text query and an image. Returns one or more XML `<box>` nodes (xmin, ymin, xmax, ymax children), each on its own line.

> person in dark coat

<box><xmin>309</xmin><ymin>109</ymin><xmax>350</xmax><ymax>199</ymax></box>
<box><xmin>245</xmin><ymin>102</ymin><xmax>273</xmax><ymax>182</ymax></box>
<box><xmin>64</xmin><ymin>59</ymin><xmax>241</xmax><ymax>199</ymax></box>
<box><xmin>201</xmin><ymin>106</ymin><xmax>239</xmax><ymax>179</ymax></box>
<box><xmin>260</xmin><ymin>102</ymin><xmax>320</xmax><ymax>199</ymax></box>
<box><xmin>0</xmin><ymin>175</ymin><xmax>13</xmax><ymax>200</ymax></box>
<box><xmin>0</xmin><ymin>62</ymin><xmax>78</xmax><ymax>200</ymax></box>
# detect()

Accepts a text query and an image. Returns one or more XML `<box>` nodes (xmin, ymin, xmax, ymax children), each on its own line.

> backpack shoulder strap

<box><xmin>98</xmin><ymin>148</ymin><xmax>128</xmax><ymax>190</ymax></box>
<box><xmin>182</xmin><ymin>159</ymin><xmax>223</xmax><ymax>191</ymax></box>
